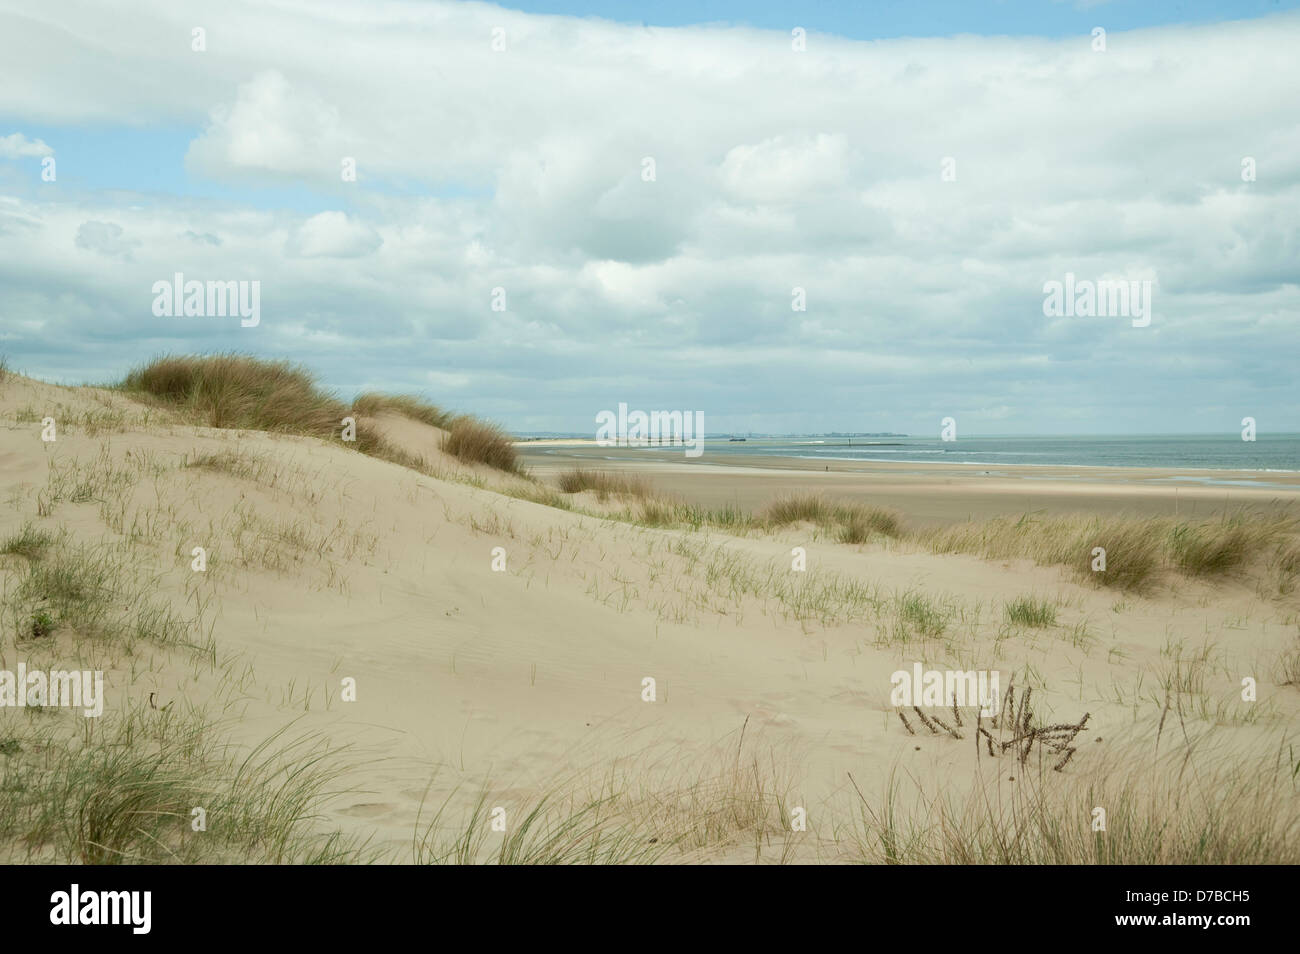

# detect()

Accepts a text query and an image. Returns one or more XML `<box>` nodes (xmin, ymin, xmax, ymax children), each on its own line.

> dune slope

<box><xmin>2</xmin><ymin>372</ymin><xmax>1297</xmax><ymax>863</ymax></box>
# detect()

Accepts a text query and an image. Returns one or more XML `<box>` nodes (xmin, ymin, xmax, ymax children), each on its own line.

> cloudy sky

<box><xmin>1</xmin><ymin>0</ymin><xmax>1297</xmax><ymax>436</ymax></box>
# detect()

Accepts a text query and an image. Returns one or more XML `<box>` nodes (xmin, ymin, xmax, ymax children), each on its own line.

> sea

<box><xmin>522</xmin><ymin>433</ymin><xmax>1300</xmax><ymax>484</ymax></box>
<box><xmin>693</xmin><ymin>434</ymin><xmax>1300</xmax><ymax>472</ymax></box>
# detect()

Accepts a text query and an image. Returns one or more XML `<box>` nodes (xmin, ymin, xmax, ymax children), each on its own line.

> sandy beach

<box><xmin>519</xmin><ymin>444</ymin><xmax>1300</xmax><ymax>527</ymax></box>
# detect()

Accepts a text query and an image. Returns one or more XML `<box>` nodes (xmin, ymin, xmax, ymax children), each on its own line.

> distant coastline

<box><xmin>515</xmin><ymin>433</ymin><xmax>1300</xmax><ymax>475</ymax></box>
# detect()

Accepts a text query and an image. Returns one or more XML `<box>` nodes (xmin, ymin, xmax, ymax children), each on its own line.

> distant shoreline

<box><xmin>517</xmin><ymin>444</ymin><xmax>1300</xmax><ymax>527</ymax></box>
<box><xmin>514</xmin><ymin>441</ymin><xmax>1300</xmax><ymax>478</ymax></box>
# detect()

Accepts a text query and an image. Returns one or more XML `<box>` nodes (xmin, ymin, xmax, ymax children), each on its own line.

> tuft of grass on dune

<box><xmin>635</xmin><ymin>498</ymin><xmax>681</xmax><ymax>528</ymax></box>
<box><xmin>0</xmin><ymin>708</ymin><xmax>371</xmax><ymax>864</ymax></box>
<box><xmin>892</xmin><ymin>591</ymin><xmax>949</xmax><ymax>640</ymax></box>
<box><xmin>1273</xmin><ymin>541</ymin><xmax>1300</xmax><ymax>597</ymax></box>
<box><xmin>352</xmin><ymin>392</ymin><xmax>454</xmax><ymax>430</ymax></box>
<box><xmin>440</xmin><ymin>415</ymin><xmax>522</xmax><ymax>475</ymax></box>
<box><xmin>414</xmin><ymin>785</ymin><xmax>664</xmax><ymax>865</ymax></box>
<box><xmin>918</xmin><ymin>509</ymin><xmax>1300</xmax><ymax>592</ymax></box>
<box><xmin>0</xmin><ymin>528</ymin><xmax>372</xmax><ymax>863</ymax></box>
<box><xmin>4</xmin><ymin>537</ymin><xmax>206</xmax><ymax>655</ymax></box>
<box><xmin>503</xmin><ymin>483</ymin><xmax>574</xmax><ymax>511</ymax></box>
<box><xmin>119</xmin><ymin>353</ymin><xmax>521</xmax><ymax>475</ymax></box>
<box><xmin>1277</xmin><ymin>638</ymin><xmax>1300</xmax><ymax>688</ymax></box>
<box><xmin>1005</xmin><ymin>595</ymin><xmax>1058</xmax><ymax>628</ymax></box>
<box><xmin>764</xmin><ymin>494</ymin><xmax>835</xmax><ymax>525</ymax></box>
<box><xmin>414</xmin><ymin>732</ymin><xmax>800</xmax><ymax>864</ymax></box>
<box><xmin>556</xmin><ymin>468</ymin><xmax>652</xmax><ymax>500</ymax></box>
<box><xmin>122</xmin><ymin>353</ymin><xmax>341</xmax><ymax>435</ymax></box>
<box><xmin>764</xmin><ymin>494</ymin><xmax>903</xmax><ymax>542</ymax></box>
<box><xmin>1167</xmin><ymin>518</ymin><xmax>1273</xmax><ymax>578</ymax></box>
<box><xmin>836</xmin><ymin>504</ymin><xmax>903</xmax><ymax>543</ymax></box>
<box><xmin>629</xmin><ymin>498</ymin><xmax>761</xmax><ymax>532</ymax></box>
<box><xmin>847</xmin><ymin>736</ymin><xmax>1300</xmax><ymax>864</ymax></box>
<box><xmin>185</xmin><ymin>449</ymin><xmax>274</xmax><ymax>483</ymax></box>
<box><xmin>582</xmin><ymin>490</ymin><xmax>895</xmax><ymax>540</ymax></box>
<box><xmin>0</xmin><ymin>523</ymin><xmax>57</xmax><ymax>562</ymax></box>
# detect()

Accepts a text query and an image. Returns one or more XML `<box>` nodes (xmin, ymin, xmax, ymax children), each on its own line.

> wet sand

<box><xmin>517</xmin><ymin>444</ymin><xmax>1300</xmax><ymax>527</ymax></box>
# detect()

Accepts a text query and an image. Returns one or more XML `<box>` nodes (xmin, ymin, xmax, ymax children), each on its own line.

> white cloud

<box><xmin>0</xmin><ymin>2</ymin><xmax>1296</xmax><ymax>431</ymax></box>
<box><xmin>0</xmin><ymin>133</ymin><xmax>53</xmax><ymax>159</ymax></box>
<box><xmin>186</xmin><ymin>71</ymin><xmax>350</xmax><ymax>181</ymax></box>
<box><xmin>285</xmin><ymin>211</ymin><xmax>381</xmax><ymax>258</ymax></box>
<box><xmin>719</xmin><ymin>134</ymin><xmax>853</xmax><ymax>202</ymax></box>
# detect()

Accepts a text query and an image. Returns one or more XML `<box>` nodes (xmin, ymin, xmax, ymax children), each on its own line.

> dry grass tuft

<box><xmin>848</xmin><ymin>734</ymin><xmax>1300</xmax><ymax>864</ymax></box>
<box><xmin>764</xmin><ymin>494</ymin><xmax>836</xmax><ymax>525</ymax></box>
<box><xmin>556</xmin><ymin>468</ymin><xmax>652</xmax><ymax>500</ymax></box>
<box><xmin>1277</xmin><ymin>638</ymin><xmax>1300</xmax><ymax>688</ymax></box>
<box><xmin>415</xmin><ymin>727</ymin><xmax>800</xmax><ymax>864</ymax></box>
<box><xmin>352</xmin><ymin>393</ymin><xmax>453</xmax><ymax>429</ymax></box>
<box><xmin>441</xmin><ymin>416</ymin><xmax>521</xmax><ymax>474</ymax></box>
<box><xmin>120</xmin><ymin>354</ymin><xmax>522</xmax><ymax>475</ymax></box>
<box><xmin>1</xmin><ymin>523</ymin><xmax>57</xmax><ymax>562</ymax></box>
<box><xmin>122</xmin><ymin>353</ymin><xmax>341</xmax><ymax>434</ymax></box>
<box><xmin>763</xmin><ymin>494</ymin><xmax>902</xmax><ymax>542</ymax></box>
<box><xmin>919</xmin><ymin>509</ymin><xmax>1299</xmax><ymax>591</ymax></box>
<box><xmin>837</xmin><ymin>504</ymin><xmax>903</xmax><ymax>543</ymax></box>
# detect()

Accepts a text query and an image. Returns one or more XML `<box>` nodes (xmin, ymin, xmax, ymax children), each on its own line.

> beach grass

<box><xmin>556</xmin><ymin>468</ymin><xmax>653</xmax><ymax>500</ymax></box>
<box><xmin>845</xmin><ymin>736</ymin><xmax>1300</xmax><ymax>864</ymax></box>
<box><xmin>919</xmin><ymin>509</ymin><xmax>1299</xmax><ymax>592</ymax></box>
<box><xmin>352</xmin><ymin>392</ymin><xmax>453</xmax><ymax>429</ymax></box>
<box><xmin>440</xmin><ymin>415</ymin><xmax>522</xmax><ymax>474</ymax></box>
<box><xmin>1005</xmin><ymin>595</ymin><xmax>1058</xmax><ymax>628</ymax></box>
<box><xmin>0</xmin><ymin>527</ymin><xmax>370</xmax><ymax>863</ymax></box>
<box><xmin>119</xmin><ymin>353</ymin><xmax>522</xmax><ymax>475</ymax></box>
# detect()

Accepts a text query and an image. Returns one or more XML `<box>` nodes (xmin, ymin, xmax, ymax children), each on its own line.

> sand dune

<box><xmin>2</xmin><ymin>370</ymin><xmax>1298</xmax><ymax>863</ymax></box>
